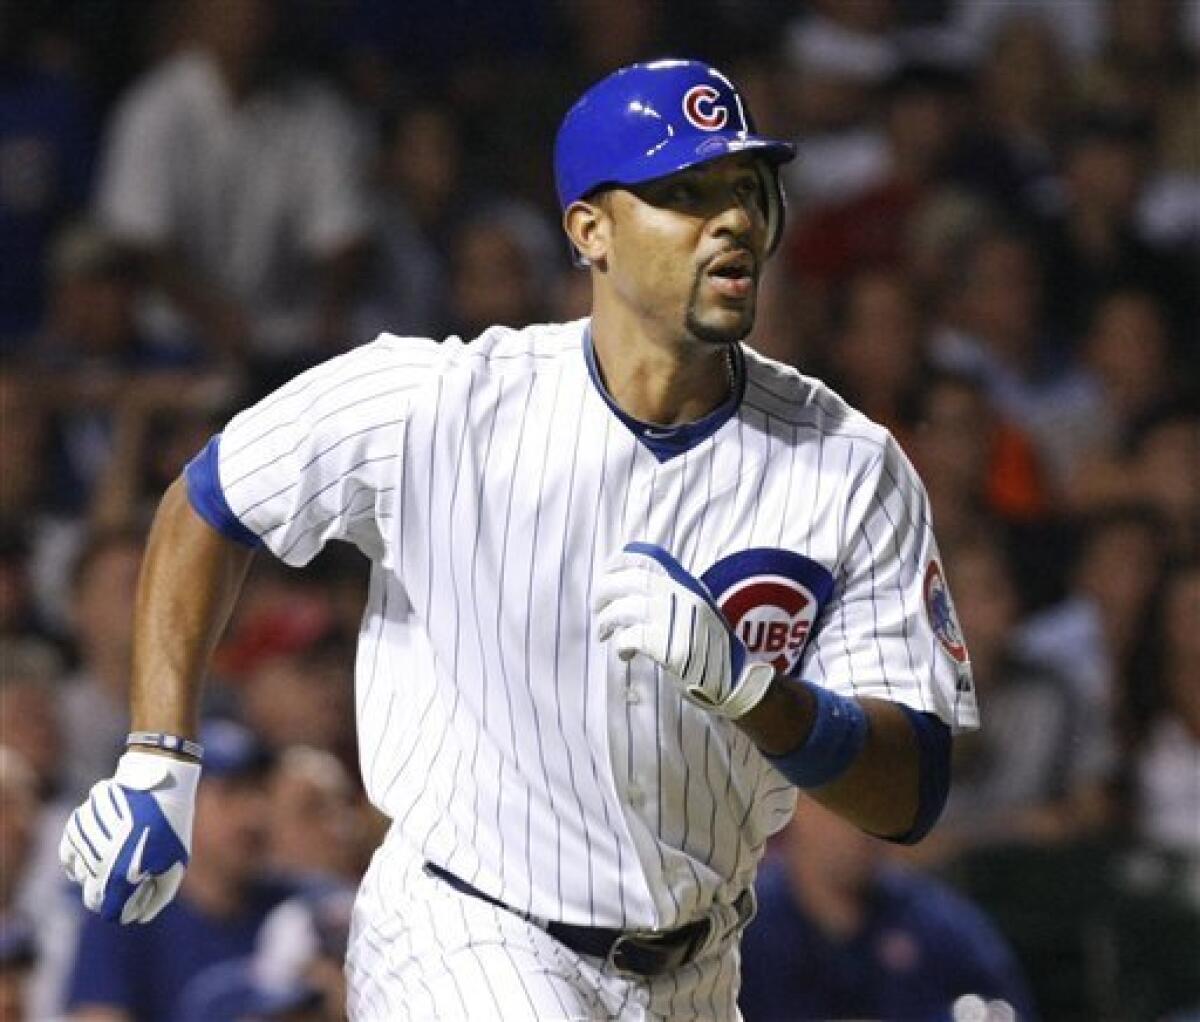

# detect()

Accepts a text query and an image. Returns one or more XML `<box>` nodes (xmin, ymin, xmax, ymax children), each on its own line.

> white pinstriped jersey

<box><xmin>213</xmin><ymin>318</ymin><xmax>978</xmax><ymax>932</ymax></box>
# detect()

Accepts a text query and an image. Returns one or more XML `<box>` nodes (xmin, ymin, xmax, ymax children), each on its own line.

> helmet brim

<box><xmin>570</xmin><ymin>135</ymin><xmax>796</xmax><ymax>205</ymax></box>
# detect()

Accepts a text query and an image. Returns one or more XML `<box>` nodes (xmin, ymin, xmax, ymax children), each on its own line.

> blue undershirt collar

<box><xmin>583</xmin><ymin>326</ymin><xmax>745</xmax><ymax>463</ymax></box>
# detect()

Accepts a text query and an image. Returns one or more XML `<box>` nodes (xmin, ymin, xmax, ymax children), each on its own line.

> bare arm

<box><xmin>129</xmin><ymin>477</ymin><xmax>255</xmax><ymax>741</ymax></box>
<box><xmin>737</xmin><ymin>679</ymin><xmax>919</xmax><ymax>839</ymax></box>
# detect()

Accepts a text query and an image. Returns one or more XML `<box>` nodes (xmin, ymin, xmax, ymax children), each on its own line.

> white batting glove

<box><xmin>59</xmin><ymin>750</ymin><xmax>200</xmax><ymax>924</ymax></box>
<box><xmin>594</xmin><ymin>542</ymin><xmax>777</xmax><ymax>719</ymax></box>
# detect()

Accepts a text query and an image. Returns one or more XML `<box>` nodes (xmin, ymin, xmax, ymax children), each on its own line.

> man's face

<box><xmin>600</xmin><ymin>154</ymin><xmax>769</xmax><ymax>346</ymax></box>
<box><xmin>191</xmin><ymin>775</ymin><xmax>269</xmax><ymax>887</ymax></box>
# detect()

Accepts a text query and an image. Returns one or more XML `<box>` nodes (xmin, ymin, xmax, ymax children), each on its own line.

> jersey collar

<box><xmin>583</xmin><ymin>325</ymin><xmax>746</xmax><ymax>463</ymax></box>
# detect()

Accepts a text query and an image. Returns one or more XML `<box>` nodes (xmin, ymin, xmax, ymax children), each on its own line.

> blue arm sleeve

<box><xmin>183</xmin><ymin>436</ymin><xmax>263</xmax><ymax>548</ymax></box>
<box><xmin>885</xmin><ymin>707</ymin><xmax>952</xmax><ymax>845</ymax></box>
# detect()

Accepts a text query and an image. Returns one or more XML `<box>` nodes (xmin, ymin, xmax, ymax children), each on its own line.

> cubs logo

<box><xmin>701</xmin><ymin>548</ymin><xmax>835</xmax><ymax>678</ymax></box>
<box><xmin>682</xmin><ymin>84</ymin><xmax>728</xmax><ymax>131</ymax></box>
<box><xmin>924</xmin><ymin>560</ymin><xmax>968</xmax><ymax>664</ymax></box>
<box><xmin>717</xmin><ymin>576</ymin><xmax>817</xmax><ymax>676</ymax></box>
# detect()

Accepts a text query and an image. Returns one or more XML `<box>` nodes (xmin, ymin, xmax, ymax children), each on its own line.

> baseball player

<box><xmin>59</xmin><ymin>59</ymin><xmax>978</xmax><ymax>1021</ymax></box>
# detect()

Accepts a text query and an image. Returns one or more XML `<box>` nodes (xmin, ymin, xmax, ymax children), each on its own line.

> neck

<box><xmin>589</xmin><ymin>311</ymin><xmax>734</xmax><ymax>426</ymax></box>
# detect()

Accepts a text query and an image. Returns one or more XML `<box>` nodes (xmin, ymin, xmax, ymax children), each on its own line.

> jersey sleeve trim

<box><xmin>884</xmin><ymin>706</ymin><xmax>951</xmax><ymax>845</ymax></box>
<box><xmin>184</xmin><ymin>435</ymin><xmax>264</xmax><ymax>548</ymax></box>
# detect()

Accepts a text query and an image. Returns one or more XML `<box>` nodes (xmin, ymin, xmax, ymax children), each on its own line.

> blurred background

<box><xmin>0</xmin><ymin>0</ymin><xmax>1197</xmax><ymax>1020</ymax></box>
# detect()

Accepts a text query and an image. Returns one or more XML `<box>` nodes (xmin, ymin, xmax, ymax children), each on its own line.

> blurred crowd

<box><xmin>0</xmin><ymin>0</ymin><xmax>1197</xmax><ymax>1020</ymax></box>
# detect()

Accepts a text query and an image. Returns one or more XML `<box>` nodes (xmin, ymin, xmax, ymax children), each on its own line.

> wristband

<box><xmin>765</xmin><ymin>681</ymin><xmax>868</xmax><ymax>788</ymax></box>
<box><xmin>125</xmin><ymin>731</ymin><xmax>205</xmax><ymax>763</ymax></box>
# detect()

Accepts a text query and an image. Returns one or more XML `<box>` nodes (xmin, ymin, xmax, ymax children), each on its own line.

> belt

<box><xmin>423</xmin><ymin>862</ymin><xmax>726</xmax><ymax>978</ymax></box>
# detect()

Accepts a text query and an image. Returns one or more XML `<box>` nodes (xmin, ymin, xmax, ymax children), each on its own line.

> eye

<box><xmin>667</xmin><ymin>180</ymin><xmax>700</xmax><ymax>204</ymax></box>
<box><xmin>733</xmin><ymin>176</ymin><xmax>761</xmax><ymax>202</ymax></box>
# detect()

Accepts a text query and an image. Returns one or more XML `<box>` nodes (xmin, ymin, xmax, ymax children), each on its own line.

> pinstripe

<box><xmin>224</xmin><ymin>405</ymin><xmax>407</xmax><ymax>493</ymax></box>
<box><xmin>491</xmin><ymin>373</ymin><xmax>539</xmax><ymax>890</ymax></box>
<box><xmin>228</xmin><ymin>343</ymin><xmax>438</xmax><ymax>436</ymax></box>
<box><xmin>519</xmin><ymin>367</ymin><xmax>565</xmax><ymax>912</ymax></box>
<box><xmin>457</xmin><ymin>900</ymin><xmax>506</xmax><ymax>1018</ymax></box>
<box><xmin>876</xmin><ymin>455</ymin><xmax>930</xmax><ymax>710</ymax></box>
<box><xmin>581</xmin><ymin>412</ymin><xmax>625</xmax><ymax>927</ymax></box>
<box><xmin>499</xmin><ymin>936</ymin><xmax>546</xmax><ymax>1019</ymax></box>
<box><xmin>777</xmin><ymin>420</ymin><xmax>799</xmax><ymax>546</ymax></box>
<box><xmin>466</xmin><ymin>376</ymin><xmax>506</xmax><ymax>882</ymax></box>
<box><xmin>259</xmin><ymin>455</ymin><xmax>395</xmax><ymax>537</ymax></box>
<box><xmin>835</xmin><ymin>444</ymin><xmax>861</xmax><ymax>695</ymax></box>
<box><xmin>856</xmin><ymin>515</ymin><xmax>895</xmax><ymax>697</ymax></box>
<box><xmin>363</xmin><ymin>578</ymin><xmax>391</xmax><ymax>781</ymax></box>
<box><xmin>549</xmin><ymin>388</ymin><xmax>593</xmax><ymax>915</ymax></box>
<box><xmin>748</xmin><ymin>406</ymin><xmax>772</xmax><ymax>542</ymax></box>
<box><xmin>224</xmin><ymin>367</ymin><xmax>416</xmax><ymax>463</ymax></box>
<box><xmin>421</xmin><ymin>894</ymin><xmax>471</xmax><ymax>1019</ymax></box>
<box><xmin>276</xmin><ymin>485</ymin><xmax>394</xmax><ymax>560</ymax></box>
<box><xmin>436</xmin><ymin>373</ymin><xmax>476</xmax><ymax>876</ymax></box>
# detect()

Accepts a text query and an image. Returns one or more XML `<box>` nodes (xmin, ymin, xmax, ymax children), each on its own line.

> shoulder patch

<box><xmin>924</xmin><ymin>560</ymin><xmax>968</xmax><ymax>664</ymax></box>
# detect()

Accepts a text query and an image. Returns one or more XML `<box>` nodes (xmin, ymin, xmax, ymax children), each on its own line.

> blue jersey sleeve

<box><xmin>184</xmin><ymin>435</ymin><xmax>263</xmax><ymax>548</ymax></box>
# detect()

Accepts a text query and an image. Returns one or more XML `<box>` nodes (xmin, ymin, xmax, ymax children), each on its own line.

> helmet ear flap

<box><xmin>757</xmin><ymin>162</ymin><xmax>787</xmax><ymax>255</ymax></box>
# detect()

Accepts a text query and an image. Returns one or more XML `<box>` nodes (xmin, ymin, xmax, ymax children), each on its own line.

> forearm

<box><xmin>738</xmin><ymin>679</ymin><xmax>920</xmax><ymax>838</ymax></box>
<box><xmin>129</xmin><ymin>477</ymin><xmax>254</xmax><ymax>739</ymax></box>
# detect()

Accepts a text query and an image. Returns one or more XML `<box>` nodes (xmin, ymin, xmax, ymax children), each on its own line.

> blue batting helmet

<box><xmin>554</xmin><ymin>59</ymin><xmax>797</xmax><ymax>253</ymax></box>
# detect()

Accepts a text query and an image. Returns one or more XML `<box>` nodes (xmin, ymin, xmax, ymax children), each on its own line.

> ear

<box><xmin>563</xmin><ymin>199</ymin><xmax>610</xmax><ymax>267</ymax></box>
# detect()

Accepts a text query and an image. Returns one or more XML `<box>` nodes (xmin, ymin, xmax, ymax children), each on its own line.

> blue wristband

<box><xmin>765</xmin><ymin>680</ymin><xmax>869</xmax><ymax>788</ymax></box>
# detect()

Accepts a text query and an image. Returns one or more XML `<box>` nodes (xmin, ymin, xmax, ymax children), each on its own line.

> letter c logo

<box><xmin>682</xmin><ymin>85</ymin><xmax>728</xmax><ymax>131</ymax></box>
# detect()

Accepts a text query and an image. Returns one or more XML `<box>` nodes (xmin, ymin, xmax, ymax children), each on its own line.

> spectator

<box><xmin>913</xmin><ymin>531</ymin><xmax>1113</xmax><ymax>865</ymax></box>
<box><xmin>904</xmin><ymin>369</ymin><xmax>1049</xmax><ymax>549</ymax></box>
<box><xmin>0</xmin><ymin>639</ymin><xmax>65</xmax><ymax>800</ymax></box>
<box><xmin>0</xmin><ymin>743</ymin><xmax>76</xmax><ymax>1022</ymax></box>
<box><xmin>1017</xmin><ymin>507</ymin><xmax>1166</xmax><ymax>782</ymax></box>
<box><xmin>1126</xmin><ymin>560</ymin><xmax>1200</xmax><ymax>860</ymax></box>
<box><xmin>240</xmin><ymin>640</ymin><xmax>355</xmax><ymax>767</ymax></box>
<box><xmin>0</xmin><ymin>916</ymin><xmax>40</xmax><ymax>1022</ymax></box>
<box><xmin>929</xmin><ymin>222</ymin><xmax>1094</xmax><ymax>472</ymax></box>
<box><xmin>1045</xmin><ymin>289</ymin><xmax>1176</xmax><ymax>501</ymax></box>
<box><xmin>0</xmin><ymin>535</ymin><xmax>59</xmax><ymax>651</ymax></box>
<box><xmin>1127</xmin><ymin>401</ymin><xmax>1200</xmax><ymax>556</ymax></box>
<box><xmin>267</xmin><ymin>747</ymin><xmax>369</xmax><ymax>886</ymax></box>
<box><xmin>825</xmin><ymin>268</ymin><xmax>924</xmax><ymax>442</ymax></box>
<box><xmin>58</xmin><ymin>527</ymin><xmax>144</xmax><ymax>803</ymax></box>
<box><xmin>0</xmin><ymin>8</ymin><xmax>96</xmax><ymax>351</ymax></box>
<box><xmin>355</xmin><ymin>99</ymin><xmax>465</xmax><ymax>340</ymax></box>
<box><xmin>92</xmin><ymin>0</ymin><xmax>371</xmax><ymax>379</ymax></box>
<box><xmin>779</xmin><ymin>0</ymin><xmax>899</xmax><ymax>211</ymax></box>
<box><xmin>739</xmin><ymin>797</ymin><xmax>1034</xmax><ymax>1021</ymax></box>
<box><xmin>445</xmin><ymin>201</ymin><xmax>559</xmax><ymax>338</ymax></box>
<box><xmin>786</xmin><ymin>60</ymin><xmax>968</xmax><ymax>339</ymax></box>
<box><xmin>943</xmin><ymin>16</ymin><xmax>1066</xmax><ymax>218</ymax></box>
<box><xmin>1036</xmin><ymin>109</ymin><xmax>1196</xmax><ymax>350</ymax></box>
<box><xmin>176</xmin><ymin>884</ymin><xmax>355</xmax><ymax>1022</ymax></box>
<box><xmin>32</xmin><ymin>222</ymin><xmax>230</xmax><ymax>517</ymax></box>
<box><xmin>65</xmin><ymin>720</ymin><xmax>294</xmax><ymax>1022</ymax></box>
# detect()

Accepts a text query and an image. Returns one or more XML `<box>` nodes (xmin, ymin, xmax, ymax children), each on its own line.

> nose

<box><xmin>709</xmin><ymin>185</ymin><xmax>763</xmax><ymax>248</ymax></box>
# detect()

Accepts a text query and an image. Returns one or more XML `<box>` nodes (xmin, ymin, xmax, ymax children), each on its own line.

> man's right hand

<box><xmin>59</xmin><ymin>751</ymin><xmax>200</xmax><ymax>924</ymax></box>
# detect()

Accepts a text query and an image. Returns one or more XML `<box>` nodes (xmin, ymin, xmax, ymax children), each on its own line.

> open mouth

<box><xmin>706</xmin><ymin>250</ymin><xmax>757</xmax><ymax>297</ymax></box>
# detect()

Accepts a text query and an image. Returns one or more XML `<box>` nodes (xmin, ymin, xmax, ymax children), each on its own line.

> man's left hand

<box><xmin>594</xmin><ymin>542</ymin><xmax>775</xmax><ymax>719</ymax></box>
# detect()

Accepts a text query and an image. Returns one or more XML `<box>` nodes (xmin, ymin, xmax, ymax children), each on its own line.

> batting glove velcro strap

<box><xmin>58</xmin><ymin>750</ymin><xmax>200</xmax><ymax>925</ymax></box>
<box><xmin>594</xmin><ymin>542</ymin><xmax>776</xmax><ymax>719</ymax></box>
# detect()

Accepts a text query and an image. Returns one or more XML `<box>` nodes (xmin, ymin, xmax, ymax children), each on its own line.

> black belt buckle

<box><xmin>605</xmin><ymin>918</ymin><xmax>711</xmax><ymax>978</ymax></box>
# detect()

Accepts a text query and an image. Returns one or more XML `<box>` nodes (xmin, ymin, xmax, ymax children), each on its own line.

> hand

<box><xmin>59</xmin><ymin>751</ymin><xmax>200</xmax><ymax>924</ymax></box>
<box><xmin>594</xmin><ymin>542</ymin><xmax>776</xmax><ymax>719</ymax></box>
